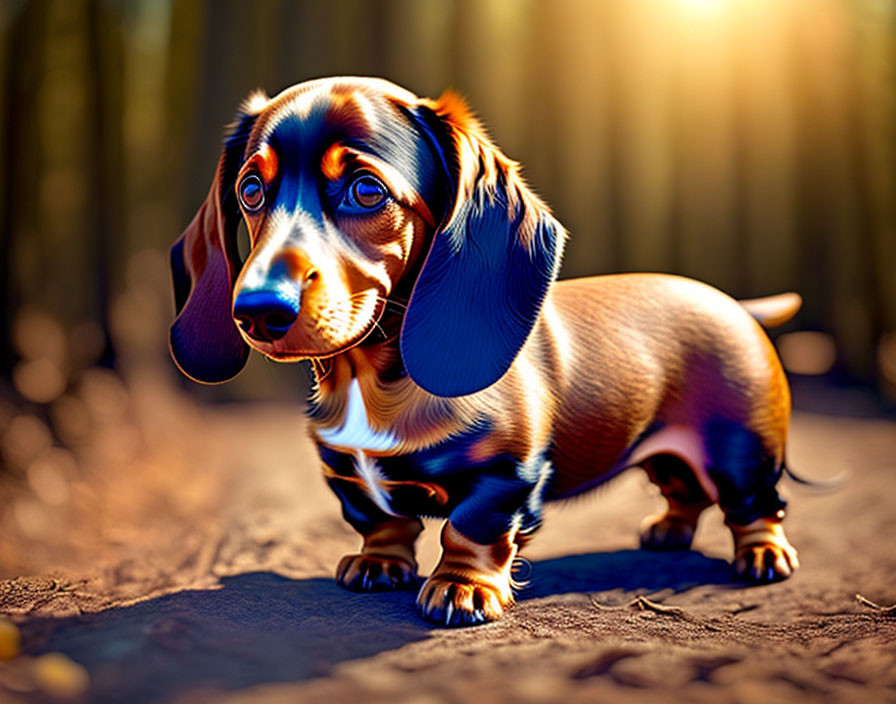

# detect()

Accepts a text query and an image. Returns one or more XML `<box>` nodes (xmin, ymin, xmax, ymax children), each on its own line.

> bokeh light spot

<box><xmin>27</xmin><ymin>448</ymin><xmax>76</xmax><ymax>506</ymax></box>
<box><xmin>777</xmin><ymin>332</ymin><xmax>837</xmax><ymax>376</ymax></box>
<box><xmin>2</xmin><ymin>415</ymin><xmax>54</xmax><ymax>469</ymax></box>
<box><xmin>13</xmin><ymin>358</ymin><xmax>68</xmax><ymax>404</ymax></box>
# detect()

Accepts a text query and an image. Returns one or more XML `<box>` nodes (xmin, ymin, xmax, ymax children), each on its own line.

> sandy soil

<box><xmin>0</xmin><ymin>369</ymin><xmax>894</xmax><ymax>703</ymax></box>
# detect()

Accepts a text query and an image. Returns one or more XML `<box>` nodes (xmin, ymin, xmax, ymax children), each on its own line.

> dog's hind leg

<box><xmin>727</xmin><ymin>514</ymin><xmax>799</xmax><ymax>582</ymax></box>
<box><xmin>703</xmin><ymin>419</ymin><xmax>799</xmax><ymax>583</ymax></box>
<box><xmin>639</xmin><ymin>454</ymin><xmax>713</xmax><ymax>551</ymax></box>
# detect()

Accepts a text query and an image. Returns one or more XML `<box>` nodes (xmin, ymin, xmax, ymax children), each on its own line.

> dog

<box><xmin>170</xmin><ymin>76</ymin><xmax>801</xmax><ymax>626</ymax></box>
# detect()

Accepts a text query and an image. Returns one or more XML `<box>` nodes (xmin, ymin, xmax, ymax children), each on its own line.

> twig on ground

<box><xmin>628</xmin><ymin>595</ymin><xmax>689</xmax><ymax>618</ymax></box>
<box><xmin>588</xmin><ymin>594</ymin><xmax>693</xmax><ymax>621</ymax></box>
<box><xmin>855</xmin><ymin>593</ymin><xmax>896</xmax><ymax>614</ymax></box>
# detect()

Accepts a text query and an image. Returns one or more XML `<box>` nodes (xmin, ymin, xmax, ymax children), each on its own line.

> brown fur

<box><xmin>172</xmin><ymin>77</ymin><xmax>801</xmax><ymax>627</ymax></box>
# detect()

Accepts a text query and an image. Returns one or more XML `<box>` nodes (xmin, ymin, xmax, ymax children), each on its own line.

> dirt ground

<box><xmin>0</xmin><ymin>368</ymin><xmax>894</xmax><ymax>704</ymax></box>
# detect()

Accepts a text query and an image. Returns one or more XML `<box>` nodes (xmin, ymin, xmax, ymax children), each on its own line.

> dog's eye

<box><xmin>239</xmin><ymin>175</ymin><xmax>265</xmax><ymax>212</ymax></box>
<box><xmin>348</xmin><ymin>175</ymin><xmax>388</xmax><ymax>210</ymax></box>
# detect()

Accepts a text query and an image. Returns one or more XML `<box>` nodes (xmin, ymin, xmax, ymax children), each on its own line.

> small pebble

<box><xmin>31</xmin><ymin>653</ymin><xmax>89</xmax><ymax>698</ymax></box>
<box><xmin>0</xmin><ymin>619</ymin><xmax>20</xmax><ymax>660</ymax></box>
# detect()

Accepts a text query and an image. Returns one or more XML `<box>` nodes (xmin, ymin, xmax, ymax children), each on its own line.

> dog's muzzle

<box><xmin>233</xmin><ymin>281</ymin><xmax>301</xmax><ymax>342</ymax></box>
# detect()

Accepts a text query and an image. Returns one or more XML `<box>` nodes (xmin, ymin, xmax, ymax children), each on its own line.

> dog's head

<box><xmin>170</xmin><ymin>77</ymin><xmax>565</xmax><ymax>396</ymax></box>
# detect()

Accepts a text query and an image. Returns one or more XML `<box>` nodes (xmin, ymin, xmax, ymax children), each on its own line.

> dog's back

<box><xmin>506</xmin><ymin>274</ymin><xmax>791</xmax><ymax>499</ymax></box>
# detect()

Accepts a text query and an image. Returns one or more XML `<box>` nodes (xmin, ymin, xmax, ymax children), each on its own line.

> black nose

<box><xmin>233</xmin><ymin>288</ymin><xmax>300</xmax><ymax>342</ymax></box>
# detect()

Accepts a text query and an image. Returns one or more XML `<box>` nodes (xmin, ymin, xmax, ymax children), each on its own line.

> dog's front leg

<box><xmin>324</xmin><ymin>468</ymin><xmax>424</xmax><ymax>592</ymax></box>
<box><xmin>417</xmin><ymin>473</ymin><xmax>537</xmax><ymax>626</ymax></box>
<box><xmin>336</xmin><ymin>517</ymin><xmax>423</xmax><ymax>592</ymax></box>
<box><xmin>417</xmin><ymin>521</ymin><xmax>519</xmax><ymax>626</ymax></box>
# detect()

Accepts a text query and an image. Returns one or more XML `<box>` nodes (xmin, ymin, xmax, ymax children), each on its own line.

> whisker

<box><xmin>368</xmin><ymin>317</ymin><xmax>387</xmax><ymax>338</ymax></box>
<box><xmin>344</xmin><ymin>291</ymin><xmax>408</xmax><ymax>313</ymax></box>
<box><xmin>379</xmin><ymin>297</ymin><xmax>407</xmax><ymax>311</ymax></box>
<box><xmin>309</xmin><ymin>292</ymin><xmax>403</xmax><ymax>346</ymax></box>
<box><xmin>316</xmin><ymin>358</ymin><xmax>333</xmax><ymax>382</ymax></box>
<box><xmin>323</xmin><ymin>302</ymin><xmax>391</xmax><ymax>341</ymax></box>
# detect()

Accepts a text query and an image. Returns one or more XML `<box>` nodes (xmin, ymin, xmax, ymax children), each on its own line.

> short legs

<box><xmin>416</xmin><ymin>522</ymin><xmax>520</xmax><ymax>626</ymax></box>
<box><xmin>640</xmin><ymin>453</ymin><xmax>799</xmax><ymax>583</ymax></box>
<box><xmin>337</xmin><ymin>517</ymin><xmax>524</xmax><ymax>625</ymax></box>
<box><xmin>640</xmin><ymin>455</ymin><xmax>713</xmax><ymax>551</ymax></box>
<box><xmin>336</xmin><ymin>517</ymin><xmax>423</xmax><ymax>591</ymax></box>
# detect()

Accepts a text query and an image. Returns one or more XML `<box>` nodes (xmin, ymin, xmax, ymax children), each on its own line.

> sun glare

<box><xmin>678</xmin><ymin>0</ymin><xmax>728</xmax><ymax>12</ymax></box>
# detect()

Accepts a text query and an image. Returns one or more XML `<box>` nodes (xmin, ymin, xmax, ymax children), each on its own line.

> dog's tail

<box><xmin>782</xmin><ymin>461</ymin><xmax>851</xmax><ymax>492</ymax></box>
<box><xmin>740</xmin><ymin>292</ymin><xmax>802</xmax><ymax>328</ymax></box>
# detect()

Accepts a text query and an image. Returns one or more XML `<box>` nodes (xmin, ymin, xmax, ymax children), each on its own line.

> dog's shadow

<box><xmin>21</xmin><ymin>550</ymin><xmax>732</xmax><ymax>703</ymax></box>
<box><xmin>520</xmin><ymin>548</ymin><xmax>734</xmax><ymax>600</ymax></box>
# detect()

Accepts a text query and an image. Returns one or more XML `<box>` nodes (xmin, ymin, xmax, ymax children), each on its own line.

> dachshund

<box><xmin>170</xmin><ymin>77</ymin><xmax>801</xmax><ymax>626</ymax></box>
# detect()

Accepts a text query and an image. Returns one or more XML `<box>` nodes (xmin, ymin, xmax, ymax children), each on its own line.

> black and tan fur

<box><xmin>170</xmin><ymin>77</ymin><xmax>800</xmax><ymax>626</ymax></box>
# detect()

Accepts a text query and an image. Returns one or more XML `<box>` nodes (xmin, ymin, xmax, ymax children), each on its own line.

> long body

<box><xmin>170</xmin><ymin>77</ymin><xmax>800</xmax><ymax>626</ymax></box>
<box><xmin>310</xmin><ymin>273</ymin><xmax>790</xmax><ymax>545</ymax></box>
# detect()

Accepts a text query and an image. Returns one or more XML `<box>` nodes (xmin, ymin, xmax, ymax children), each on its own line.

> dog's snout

<box><xmin>233</xmin><ymin>287</ymin><xmax>300</xmax><ymax>342</ymax></box>
<box><xmin>270</xmin><ymin>249</ymin><xmax>319</xmax><ymax>288</ymax></box>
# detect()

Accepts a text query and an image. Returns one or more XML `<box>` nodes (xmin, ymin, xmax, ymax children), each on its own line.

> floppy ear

<box><xmin>169</xmin><ymin>94</ymin><xmax>266</xmax><ymax>383</ymax></box>
<box><xmin>400</xmin><ymin>92</ymin><xmax>566</xmax><ymax>397</ymax></box>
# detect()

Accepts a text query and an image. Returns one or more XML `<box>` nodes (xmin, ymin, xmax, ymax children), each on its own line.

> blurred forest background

<box><xmin>1</xmin><ymin>4</ymin><xmax>895</xmax><ymax>699</ymax></box>
<box><xmin>0</xmin><ymin>0</ymin><xmax>895</xmax><ymax>475</ymax></box>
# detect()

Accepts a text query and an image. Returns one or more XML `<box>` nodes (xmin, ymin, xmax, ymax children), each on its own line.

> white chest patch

<box><xmin>315</xmin><ymin>379</ymin><xmax>402</xmax><ymax>453</ymax></box>
<box><xmin>352</xmin><ymin>450</ymin><xmax>398</xmax><ymax>516</ymax></box>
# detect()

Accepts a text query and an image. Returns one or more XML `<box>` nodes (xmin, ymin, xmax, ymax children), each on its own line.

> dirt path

<box><xmin>1</xmin><ymin>370</ymin><xmax>895</xmax><ymax>703</ymax></box>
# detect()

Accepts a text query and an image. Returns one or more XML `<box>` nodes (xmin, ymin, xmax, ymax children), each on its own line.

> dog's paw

<box><xmin>336</xmin><ymin>553</ymin><xmax>419</xmax><ymax>592</ymax></box>
<box><xmin>734</xmin><ymin>542</ymin><xmax>799</xmax><ymax>583</ymax></box>
<box><xmin>729</xmin><ymin>517</ymin><xmax>800</xmax><ymax>583</ymax></box>
<box><xmin>639</xmin><ymin>513</ymin><xmax>697</xmax><ymax>550</ymax></box>
<box><xmin>416</xmin><ymin>575</ymin><xmax>511</xmax><ymax>627</ymax></box>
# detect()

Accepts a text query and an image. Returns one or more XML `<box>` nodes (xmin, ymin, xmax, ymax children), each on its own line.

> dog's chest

<box><xmin>314</xmin><ymin>378</ymin><xmax>402</xmax><ymax>453</ymax></box>
<box><xmin>311</xmin><ymin>376</ymin><xmax>523</xmax><ymax>516</ymax></box>
<box><xmin>316</xmin><ymin>420</ymin><xmax>514</xmax><ymax>518</ymax></box>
